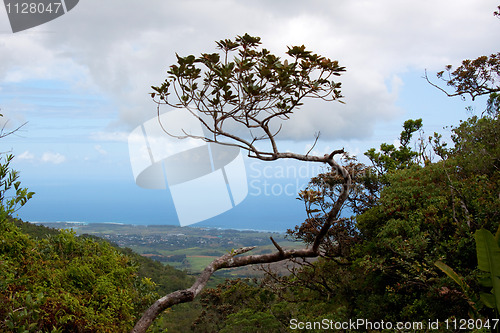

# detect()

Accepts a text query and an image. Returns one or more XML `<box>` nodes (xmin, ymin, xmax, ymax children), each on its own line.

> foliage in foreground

<box><xmin>0</xmin><ymin>111</ymin><xmax>497</xmax><ymax>332</ymax></box>
<box><xmin>0</xmin><ymin>218</ymin><xmax>199</xmax><ymax>333</ymax></box>
<box><xmin>0</xmin><ymin>220</ymin><xmax>158</xmax><ymax>332</ymax></box>
<box><xmin>193</xmin><ymin>109</ymin><xmax>499</xmax><ymax>332</ymax></box>
<box><xmin>0</xmin><ymin>148</ymin><xmax>199</xmax><ymax>332</ymax></box>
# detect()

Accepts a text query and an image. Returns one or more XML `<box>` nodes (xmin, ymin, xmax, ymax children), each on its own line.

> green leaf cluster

<box><xmin>475</xmin><ymin>228</ymin><xmax>500</xmax><ymax>313</ymax></box>
<box><xmin>192</xmin><ymin>279</ymin><xmax>292</xmax><ymax>333</ymax></box>
<box><xmin>364</xmin><ymin>118</ymin><xmax>423</xmax><ymax>175</ymax></box>
<box><xmin>0</xmin><ymin>220</ymin><xmax>160</xmax><ymax>332</ymax></box>
<box><xmin>153</xmin><ymin>33</ymin><xmax>345</xmax><ymax>112</ymax></box>
<box><xmin>0</xmin><ymin>154</ymin><xmax>35</xmax><ymax>221</ymax></box>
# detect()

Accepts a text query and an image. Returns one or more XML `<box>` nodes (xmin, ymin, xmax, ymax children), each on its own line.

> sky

<box><xmin>0</xmin><ymin>0</ymin><xmax>498</xmax><ymax>231</ymax></box>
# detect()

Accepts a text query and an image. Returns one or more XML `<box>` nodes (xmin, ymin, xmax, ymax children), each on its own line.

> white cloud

<box><xmin>41</xmin><ymin>152</ymin><xmax>66</xmax><ymax>164</ymax></box>
<box><xmin>90</xmin><ymin>131</ymin><xmax>129</xmax><ymax>142</ymax></box>
<box><xmin>94</xmin><ymin>144</ymin><xmax>107</xmax><ymax>155</ymax></box>
<box><xmin>18</xmin><ymin>150</ymin><xmax>34</xmax><ymax>160</ymax></box>
<box><xmin>0</xmin><ymin>0</ymin><xmax>498</xmax><ymax>142</ymax></box>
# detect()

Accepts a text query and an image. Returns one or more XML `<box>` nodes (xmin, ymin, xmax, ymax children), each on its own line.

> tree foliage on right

<box><xmin>192</xmin><ymin>6</ymin><xmax>500</xmax><ymax>331</ymax></box>
<box><xmin>193</xmin><ymin>104</ymin><xmax>499</xmax><ymax>333</ymax></box>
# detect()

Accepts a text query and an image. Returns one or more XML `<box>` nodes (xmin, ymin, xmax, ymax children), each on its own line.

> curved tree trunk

<box><xmin>131</xmin><ymin>151</ymin><xmax>351</xmax><ymax>333</ymax></box>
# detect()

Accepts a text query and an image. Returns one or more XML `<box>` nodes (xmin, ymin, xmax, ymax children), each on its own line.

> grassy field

<box><xmin>35</xmin><ymin>222</ymin><xmax>304</xmax><ymax>276</ymax></box>
<box><xmin>127</xmin><ymin>239</ymin><xmax>301</xmax><ymax>275</ymax></box>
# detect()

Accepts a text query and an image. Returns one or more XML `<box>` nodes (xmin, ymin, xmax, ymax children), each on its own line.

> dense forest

<box><xmin>190</xmin><ymin>109</ymin><xmax>500</xmax><ymax>332</ymax></box>
<box><xmin>0</xmin><ymin>216</ymin><xmax>200</xmax><ymax>332</ymax></box>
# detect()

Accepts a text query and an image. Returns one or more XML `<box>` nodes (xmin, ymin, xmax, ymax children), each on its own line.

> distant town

<box><xmin>32</xmin><ymin>222</ymin><xmax>299</xmax><ymax>274</ymax></box>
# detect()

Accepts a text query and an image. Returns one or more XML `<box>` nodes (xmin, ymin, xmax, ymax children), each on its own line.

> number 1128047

<box><xmin>6</xmin><ymin>2</ymin><xmax>63</xmax><ymax>14</ymax></box>
<box><xmin>444</xmin><ymin>318</ymin><xmax>498</xmax><ymax>331</ymax></box>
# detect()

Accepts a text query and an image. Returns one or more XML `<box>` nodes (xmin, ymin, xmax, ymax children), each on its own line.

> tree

<box><xmin>425</xmin><ymin>52</ymin><xmax>500</xmax><ymax>102</ymax></box>
<box><xmin>286</xmin><ymin>118</ymin><xmax>429</xmax><ymax>263</ymax></box>
<box><xmin>425</xmin><ymin>4</ymin><xmax>500</xmax><ymax>111</ymax></box>
<box><xmin>0</xmin><ymin>114</ymin><xmax>34</xmax><ymax>223</ymax></box>
<box><xmin>132</xmin><ymin>34</ymin><xmax>352</xmax><ymax>332</ymax></box>
<box><xmin>150</xmin><ymin>33</ymin><xmax>344</xmax><ymax>160</ymax></box>
<box><xmin>196</xmin><ymin>112</ymin><xmax>499</xmax><ymax>327</ymax></box>
<box><xmin>0</xmin><ymin>154</ymin><xmax>34</xmax><ymax>223</ymax></box>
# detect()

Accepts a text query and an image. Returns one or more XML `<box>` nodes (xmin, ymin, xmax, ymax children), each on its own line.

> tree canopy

<box><xmin>151</xmin><ymin>33</ymin><xmax>345</xmax><ymax>159</ymax></box>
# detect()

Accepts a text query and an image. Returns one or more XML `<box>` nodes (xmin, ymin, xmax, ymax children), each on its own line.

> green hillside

<box><xmin>1</xmin><ymin>218</ymin><xmax>200</xmax><ymax>332</ymax></box>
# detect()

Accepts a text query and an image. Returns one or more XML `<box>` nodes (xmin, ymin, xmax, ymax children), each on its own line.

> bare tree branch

<box><xmin>270</xmin><ymin>236</ymin><xmax>285</xmax><ymax>257</ymax></box>
<box><xmin>0</xmin><ymin>119</ymin><xmax>27</xmax><ymax>140</ymax></box>
<box><xmin>306</xmin><ymin>132</ymin><xmax>320</xmax><ymax>157</ymax></box>
<box><xmin>0</xmin><ymin>112</ymin><xmax>28</xmax><ymax>154</ymax></box>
